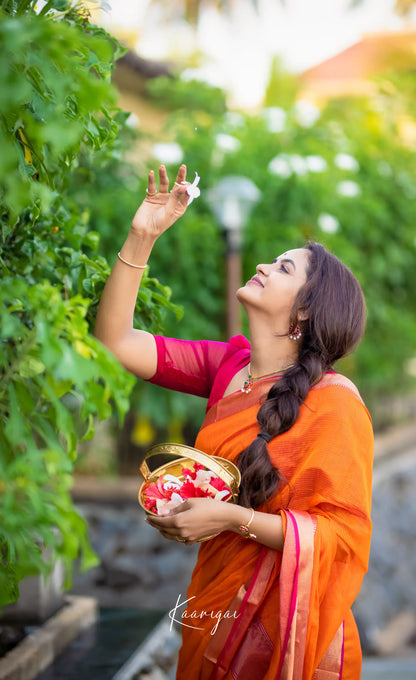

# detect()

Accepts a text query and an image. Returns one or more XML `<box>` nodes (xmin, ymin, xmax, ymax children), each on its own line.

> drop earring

<box><xmin>288</xmin><ymin>324</ymin><xmax>302</xmax><ymax>341</ymax></box>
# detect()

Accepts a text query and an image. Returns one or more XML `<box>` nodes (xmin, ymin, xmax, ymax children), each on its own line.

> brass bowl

<box><xmin>138</xmin><ymin>443</ymin><xmax>240</xmax><ymax>518</ymax></box>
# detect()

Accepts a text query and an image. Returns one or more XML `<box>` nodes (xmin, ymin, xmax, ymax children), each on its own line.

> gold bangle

<box><xmin>239</xmin><ymin>508</ymin><xmax>256</xmax><ymax>539</ymax></box>
<box><xmin>117</xmin><ymin>252</ymin><xmax>147</xmax><ymax>269</ymax></box>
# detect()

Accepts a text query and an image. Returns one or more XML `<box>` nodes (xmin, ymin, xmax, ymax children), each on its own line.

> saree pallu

<box><xmin>175</xmin><ymin>374</ymin><xmax>373</xmax><ymax>680</ymax></box>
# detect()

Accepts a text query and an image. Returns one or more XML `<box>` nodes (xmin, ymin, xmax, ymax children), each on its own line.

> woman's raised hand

<box><xmin>131</xmin><ymin>164</ymin><xmax>190</xmax><ymax>240</ymax></box>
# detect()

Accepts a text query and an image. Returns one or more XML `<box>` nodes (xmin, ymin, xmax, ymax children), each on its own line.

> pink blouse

<box><xmin>146</xmin><ymin>335</ymin><xmax>251</xmax><ymax>410</ymax></box>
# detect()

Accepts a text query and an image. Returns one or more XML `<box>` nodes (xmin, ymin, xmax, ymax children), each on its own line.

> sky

<box><xmin>100</xmin><ymin>0</ymin><xmax>414</xmax><ymax>108</ymax></box>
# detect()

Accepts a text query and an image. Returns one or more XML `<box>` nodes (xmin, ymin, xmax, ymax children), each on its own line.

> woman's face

<box><xmin>237</xmin><ymin>248</ymin><xmax>310</xmax><ymax>325</ymax></box>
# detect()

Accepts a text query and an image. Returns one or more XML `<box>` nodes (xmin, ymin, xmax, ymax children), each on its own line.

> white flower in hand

<box><xmin>183</xmin><ymin>172</ymin><xmax>201</xmax><ymax>205</ymax></box>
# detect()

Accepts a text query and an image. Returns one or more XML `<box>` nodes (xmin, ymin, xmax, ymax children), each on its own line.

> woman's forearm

<box><xmin>94</xmin><ymin>165</ymin><xmax>189</xmax><ymax>377</ymax></box>
<box><xmin>227</xmin><ymin>503</ymin><xmax>285</xmax><ymax>551</ymax></box>
<box><xmin>94</xmin><ymin>229</ymin><xmax>156</xmax><ymax>351</ymax></box>
<box><xmin>147</xmin><ymin>498</ymin><xmax>285</xmax><ymax>551</ymax></box>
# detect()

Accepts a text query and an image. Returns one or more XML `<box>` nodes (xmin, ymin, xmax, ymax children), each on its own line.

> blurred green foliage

<box><xmin>0</xmin><ymin>0</ymin><xmax>177</xmax><ymax>606</ymax></box>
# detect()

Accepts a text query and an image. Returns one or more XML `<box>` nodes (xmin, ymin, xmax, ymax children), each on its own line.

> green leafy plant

<box><xmin>0</xmin><ymin>0</ymin><xmax>178</xmax><ymax>607</ymax></box>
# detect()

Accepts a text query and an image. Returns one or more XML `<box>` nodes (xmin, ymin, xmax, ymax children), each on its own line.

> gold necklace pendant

<box><xmin>241</xmin><ymin>362</ymin><xmax>295</xmax><ymax>394</ymax></box>
<box><xmin>241</xmin><ymin>376</ymin><xmax>253</xmax><ymax>394</ymax></box>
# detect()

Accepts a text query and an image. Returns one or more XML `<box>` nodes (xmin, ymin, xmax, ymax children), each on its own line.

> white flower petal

<box><xmin>194</xmin><ymin>470</ymin><xmax>214</xmax><ymax>486</ymax></box>
<box><xmin>156</xmin><ymin>498</ymin><xmax>168</xmax><ymax>512</ymax></box>
<box><xmin>214</xmin><ymin>490</ymin><xmax>231</xmax><ymax>501</ymax></box>
<box><xmin>164</xmin><ymin>474</ymin><xmax>182</xmax><ymax>485</ymax></box>
<box><xmin>184</xmin><ymin>171</ymin><xmax>201</xmax><ymax>205</ymax></box>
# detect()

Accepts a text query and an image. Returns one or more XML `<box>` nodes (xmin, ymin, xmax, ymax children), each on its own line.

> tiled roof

<box><xmin>301</xmin><ymin>30</ymin><xmax>416</xmax><ymax>83</ymax></box>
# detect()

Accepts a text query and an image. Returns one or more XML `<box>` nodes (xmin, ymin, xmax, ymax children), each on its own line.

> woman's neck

<box><xmin>247</xmin><ymin>326</ymin><xmax>299</xmax><ymax>377</ymax></box>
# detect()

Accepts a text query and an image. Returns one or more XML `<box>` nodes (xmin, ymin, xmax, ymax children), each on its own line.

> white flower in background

<box><xmin>337</xmin><ymin>180</ymin><xmax>361</xmax><ymax>197</ymax></box>
<box><xmin>334</xmin><ymin>153</ymin><xmax>359</xmax><ymax>172</ymax></box>
<box><xmin>215</xmin><ymin>133</ymin><xmax>241</xmax><ymax>152</ymax></box>
<box><xmin>268</xmin><ymin>154</ymin><xmax>311</xmax><ymax>178</ymax></box>
<box><xmin>223</xmin><ymin>112</ymin><xmax>245</xmax><ymax>129</ymax></box>
<box><xmin>289</xmin><ymin>154</ymin><xmax>308</xmax><ymax>175</ymax></box>
<box><xmin>152</xmin><ymin>142</ymin><xmax>183</xmax><ymax>165</ymax></box>
<box><xmin>318</xmin><ymin>213</ymin><xmax>340</xmax><ymax>234</ymax></box>
<box><xmin>306</xmin><ymin>155</ymin><xmax>327</xmax><ymax>173</ymax></box>
<box><xmin>268</xmin><ymin>155</ymin><xmax>292</xmax><ymax>178</ymax></box>
<box><xmin>378</xmin><ymin>161</ymin><xmax>393</xmax><ymax>177</ymax></box>
<box><xmin>126</xmin><ymin>113</ymin><xmax>140</xmax><ymax>128</ymax></box>
<box><xmin>294</xmin><ymin>100</ymin><xmax>321</xmax><ymax>128</ymax></box>
<box><xmin>262</xmin><ymin>107</ymin><xmax>287</xmax><ymax>133</ymax></box>
<box><xmin>34</xmin><ymin>0</ymin><xmax>47</xmax><ymax>13</ymax></box>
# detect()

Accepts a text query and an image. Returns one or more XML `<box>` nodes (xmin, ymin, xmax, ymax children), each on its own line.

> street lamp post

<box><xmin>206</xmin><ymin>176</ymin><xmax>261</xmax><ymax>338</ymax></box>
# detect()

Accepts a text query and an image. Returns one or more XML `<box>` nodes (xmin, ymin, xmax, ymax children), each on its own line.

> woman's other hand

<box><xmin>145</xmin><ymin>498</ymin><xmax>236</xmax><ymax>545</ymax></box>
<box><xmin>131</xmin><ymin>164</ymin><xmax>190</xmax><ymax>240</ymax></box>
<box><xmin>146</xmin><ymin>499</ymin><xmax>285</xmax><ymax>550</ymax></box>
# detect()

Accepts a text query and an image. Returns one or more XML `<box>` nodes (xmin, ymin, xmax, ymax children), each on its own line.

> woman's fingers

<box><xmin>145</xmin><ymin>164</ymin><xmax>188</xmax><ymax>205</ymax></box>
<box><xmin>158</xmin><ymin>165</ymin><xmax>169</xmax><ymax>193</ymax></box>
<box><xmin>147</xmin><ymin>516</ymin><xmax>188</xmax><ymax>542</ymax></box>
<box><xmin>174</xmin><ymin>164</ymin><xmax>187</xmax><ymax>185</ymax></box>
<box><xmin>147</xmin><ymin>169</ymin><xmax>157</xmax><ymax>195</ymax></box>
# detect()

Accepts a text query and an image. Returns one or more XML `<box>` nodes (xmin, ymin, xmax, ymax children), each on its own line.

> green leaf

<box><xmin>19</xmin><ymin>355</ymin><xmax>45</xmax><ymax>378</ymax></box>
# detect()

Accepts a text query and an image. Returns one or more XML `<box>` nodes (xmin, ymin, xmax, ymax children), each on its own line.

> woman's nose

<box><xmin>256</xmin><ymin>263</ymin><xmax>270</xmax><ymax>276</ymax></box>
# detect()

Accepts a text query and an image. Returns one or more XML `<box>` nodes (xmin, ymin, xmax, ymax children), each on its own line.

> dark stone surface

<box><xmin>70</xmin><ymin>502</ymin><xmax>198</xmax><ymax>611</ymax></box>
<box><xmin>353</xmin><ymin>458</ymin><xmax>416</xmax><ymax>653</ymax></box>
<box><xmin>34</xmin><ymin>608</ymin><xmax>165</xmax><ymax>680</ymax></box>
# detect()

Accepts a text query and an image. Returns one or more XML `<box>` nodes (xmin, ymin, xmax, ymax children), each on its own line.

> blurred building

<box><xmin>299</xmin><ymin>28</ymin><xmax>416</xmax><ymax>144</ymax></box>
<box><xmin>113</xmin><ymin>48</ymin><xmax>172</xmax><ymax>134</ymax></box>
<box><xmin>300</xmin><ymin>28</ymin><xmax>416</xmax><ymax>102</ymax></box>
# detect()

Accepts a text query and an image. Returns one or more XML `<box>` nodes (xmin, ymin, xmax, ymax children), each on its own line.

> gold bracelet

<box><xmin>117</xmin><ymin>252</ymin><xmax>147</xmax><ymax>269</ymax></box>
<box><xmin>239</xmin><ymin>508</ymin><xmax>256</xmax><ymax>539</ymax></box>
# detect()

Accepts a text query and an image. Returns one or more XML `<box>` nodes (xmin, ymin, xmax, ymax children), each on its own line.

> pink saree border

<box><xmin>340</xmin><ymin>621</ymin><xmax>345</xmax><ymax>679</ymax></box>
<box><xmin>277</xmin><ymin>511</ymin><xmax>301</xmax><ymax>677</ymax></box>
<box><xmin>201</xmin><ymin>511</ymin><xmax>345</xmax><ymax>680</ymax></box>
<box><xmin>201</xmin><ymin>547</ymin><xmax>276</xmax><ymax>680</ymax></box>
<box><xmin>278</xmin><ymin>511</ymin><xmax>345</xmax><ymax>680</ymax></box>
<box><xmin>277</xmin><ymin>510</ymin><xmax>316</xmax><ymax>680</ymax></box>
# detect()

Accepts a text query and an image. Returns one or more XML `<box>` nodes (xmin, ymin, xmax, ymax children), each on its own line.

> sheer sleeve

<box><xmin>146</xmin><ymin>335</ymin><xmax>250</xmax><ymax>404</ymax></box>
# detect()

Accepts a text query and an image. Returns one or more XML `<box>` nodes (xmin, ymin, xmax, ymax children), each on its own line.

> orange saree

<box><xmin>174</xmin><ymin>373</ymin><xmax>373</xmax><ymax>680</ymax></box>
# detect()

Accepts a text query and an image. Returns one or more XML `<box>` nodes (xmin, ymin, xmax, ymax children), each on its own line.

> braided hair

<box><xmin>237</xmin><ymin>242</ymin><xmax>366</xmax><ymax>509</ymax></box>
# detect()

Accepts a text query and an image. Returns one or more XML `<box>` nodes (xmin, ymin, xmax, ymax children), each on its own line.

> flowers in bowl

<box><xmin>142</xmin><ymin>462</ymin><xmax>232</xmax><ymax>515</ymax></box>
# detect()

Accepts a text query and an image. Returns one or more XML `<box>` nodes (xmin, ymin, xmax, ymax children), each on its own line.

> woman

<box><xmin>94</xmin><ymin>164</ymin><xmax>373</xmax><ymax>680</ymax></box>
